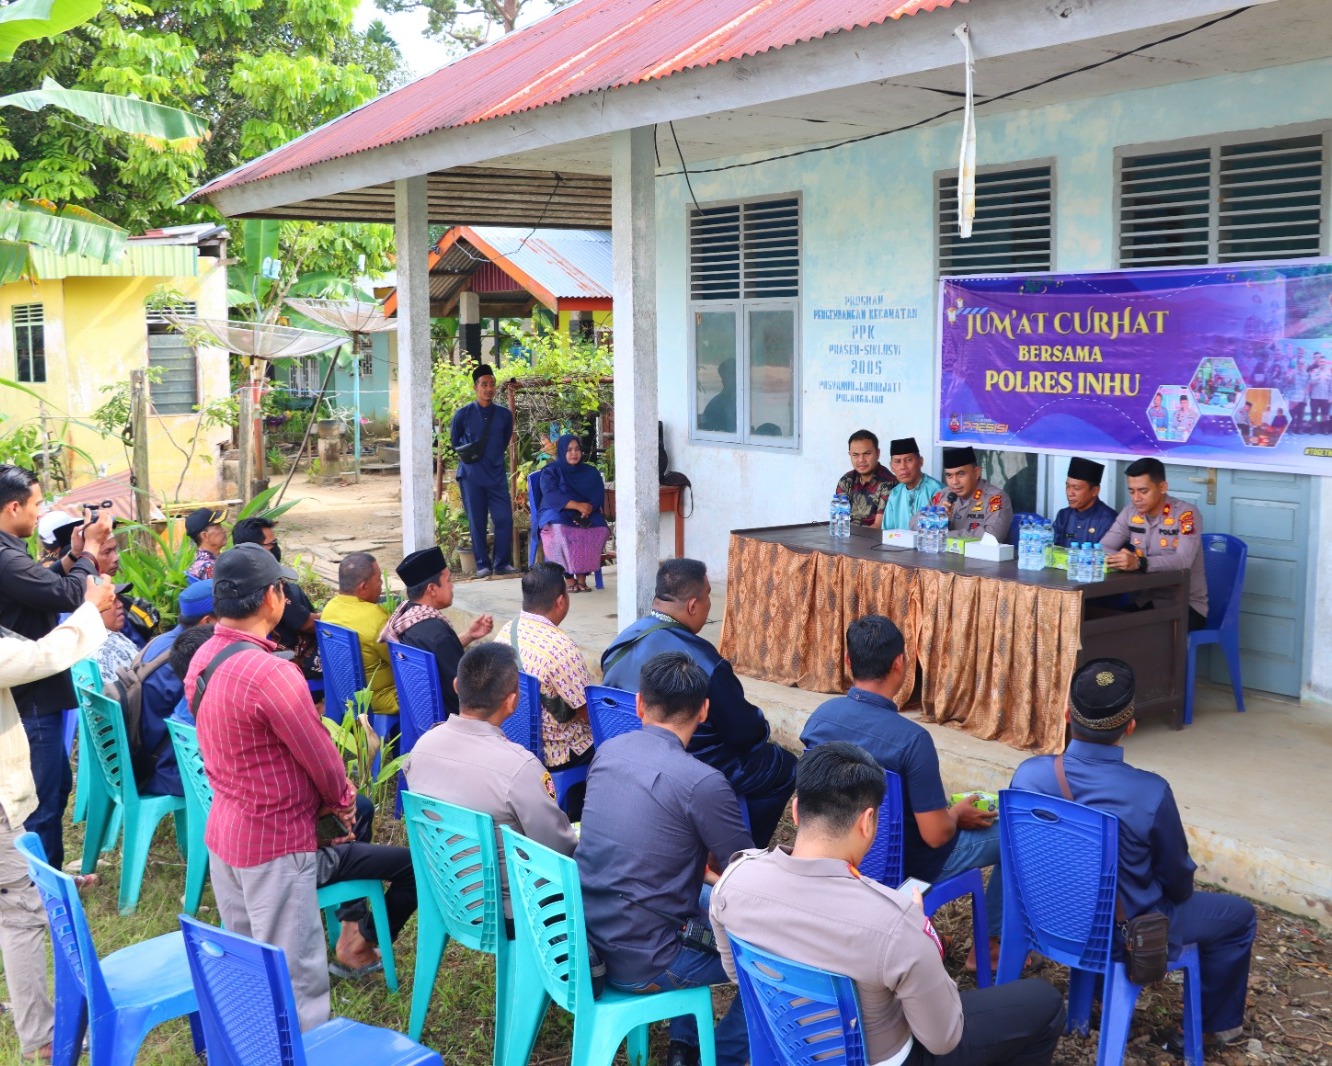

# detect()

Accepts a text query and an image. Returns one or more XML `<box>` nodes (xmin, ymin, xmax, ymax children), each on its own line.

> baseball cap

<box><xmin>38</xmin><ymin>510</ymin><xmax>79</xmax><ymax>545</ymax></box>
<box><xmin>212</xmin><ymin>543</ymin><xmax>297</xmax><ymax>600</ymax></box>
<box><xmin>185</xmin><ymin>507</ymin><xmax>227</xmax><ymax>539</ymax></box>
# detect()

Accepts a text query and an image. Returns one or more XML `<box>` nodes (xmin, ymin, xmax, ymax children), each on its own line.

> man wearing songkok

<box><xmin>834</xmin><ymin>429</ymin><xmax>897</xmax><ymax>529</ymax></box>
<box><xmin>380</xmin><ymin>546</ymin><xmax>493</xmax><ymax>717</ymax></box>
<box><xmin>1052</xmin><ymin>457</ymin><xmax>1118</xmax><ymax>548</ymax></box>
<box><xmin>450</xmin><ymin>363</ymin><xmax>517</xmax><ymax>578</ymax></box>
<box><xmin>910</xmin><ymin>446</ymin><xmax>1013</xmax><ymax>541</ymax></box>
<box><xmin>712</xmin><ymin>742</ymin><xmax>1065</xmax><ymax>1066</ymax></box>
<box><xmin>1099</xmin><ymin>457</ymin><xmax>1209</xmax><ymax>629</ymax></box>
<box><xmin>882</xmin><ymin>437</ymin><xmax>944</xmax><ymax>530</ymax></box>
<box><xmin>1011</xmin><ymin>659</ymin><xmax>1255</xmax><ymax>1054</ymax></box>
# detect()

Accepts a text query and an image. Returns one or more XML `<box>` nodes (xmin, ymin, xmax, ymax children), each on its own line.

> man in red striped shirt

<box><xmin>185</xmin><ymin>544</ymin><xmax>357</xmax><ymax>1032</ymax></box>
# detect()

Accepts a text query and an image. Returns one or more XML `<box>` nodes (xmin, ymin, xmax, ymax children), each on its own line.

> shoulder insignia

<box><xmin>972</xmin><ymin>489</ymin><xmax>982</xmax><ymax>500</ymax></box>
<box><xmin>1163</xmin><ymin>517</ymin><xmax>1175</xmax><ymax>527</ymax></box>
<box><xmin>931</xmin><ymin>491</ymin><xmax>944</xmax><ymax>505</ymax></box>
<box><xmin>1163</xmin><ymin>502</ymin><xmax>1172</xmax><ymax>516</ymax></box>
<box><xmin>922</xmin><ymin>914</ymin><xmax>945</xmax><ymax>958</ymax></box>
<box><xmin>542</xmin><ymin>771</ymin><xmax>556</xmax><ymax>801</ymax></box>
<box><xmin>989</xmin><ymin>495</ymin><xmax>1003</xmax><ymax>513</ymax></box>
<box><xmin>1179</xmin><ymin>511</ymin><xmax>1195</xmax><ymax>534</ymax></box>
<box><xmin>1131</xmin><ymin>514</ymin><xmax>1145</xmax><ymax>524</ymax></box>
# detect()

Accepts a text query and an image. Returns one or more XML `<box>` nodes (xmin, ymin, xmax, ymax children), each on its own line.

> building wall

<box><xmin>0</xmin><ymin>257</ymin><xmax>230</xmax><ymax>502</ymax></box>
<box><xmin>652</xmin><ymin>56</ymin><xmax>1332</xmax><ymax>702</ymax></box>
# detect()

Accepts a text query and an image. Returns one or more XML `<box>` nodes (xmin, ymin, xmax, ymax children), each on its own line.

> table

<box><xmin>718</xmin><ymin>524</ymin><xmax>1188</xmax><ymax>753</ymax></box>
<box><xmin>660</xmin><ymin>485</ymin><xmax>685</xmax><ymax>558</ymax></box>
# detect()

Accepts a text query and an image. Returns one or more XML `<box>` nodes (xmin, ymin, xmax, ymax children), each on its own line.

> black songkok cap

<box><xmin>1067</xmin><ymin>457</ymin><xmax>1105</xmax><ymax>486</ymax></box>
<box><xmin>942</xmin><ymin>445</ymin><xmax>977</xmax><ymax>469</ymax></box>
<box><xmin>397</xmin><ymin>546</ymin><xmax>448</xmax><ymax>587</ymax></box>
<box><xmin>472</xmin><ymin>363</ymin><xmax>496</xmax><ymax>383</ymax></box>
<box><xmin>1069</xmin><ymin>658</ymin><xmax>1136</xmax><ymax>731</ymax></box>
<box><xmin>889</xmin><ymin>437</ymin><xmax>920</xmax><ymax>457</ymax></box>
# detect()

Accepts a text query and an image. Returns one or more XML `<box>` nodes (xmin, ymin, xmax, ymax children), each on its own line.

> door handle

<box><xmin>1186</xmin><ymin>468</ymin><xmax>1217</xmax><ymax>505</ymax></box>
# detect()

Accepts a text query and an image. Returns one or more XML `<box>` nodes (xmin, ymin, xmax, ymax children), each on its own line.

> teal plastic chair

<box><xmin>500</xmin><ymin>825</ymin><xmax>718</xmax><ymax>1066</ymax></box>
<box><xmin>402</xmin><ymin>791</ymin><xmax>507</xmax><ymax>1047</ymax></box>
<box><xmin>69</xmin><ymin>658</ymin><xmax>120</xmax><ymax>850</ymax></box>
<box><xmin>74</xmin><ymin>683</ymin><xmax>186</xmax><ymax>915</ymax></box>
<box><xmin>166</xmin><ymin>719</ymin><xmax>211</xmax><ymax>916</ymax></box>
<box><xmin>318</xmin><ymin>878</ymin><xmax>401</xmax><ymax>993</ymax></box>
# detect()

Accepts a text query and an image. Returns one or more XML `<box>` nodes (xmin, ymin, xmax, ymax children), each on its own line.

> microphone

<box><xmin>945</xmin><ymin>492</ymin><xmax>958</xmax><ymax>504</ymax></box>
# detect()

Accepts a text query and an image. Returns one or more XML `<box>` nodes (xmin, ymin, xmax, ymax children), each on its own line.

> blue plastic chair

<box><xmin>1184</xmin><ymin>534</ymin><xmax>1247</xmax><ymax>725</ymax></box>
<box><xmin>1009</xmin><ymin>511</ymin><xmax>1046</xmax><ymax>546</ymax></box>
<box><xmin>178</xmin><ymin>914</ymin><xmax>439</xmax><ymax>1066</ymax></box>
<box><xmin>859</xmin><ymin>769</ymin><xmax>991</xmax><ymax>988</ymax></box>
<box><xmin>528</xmin><ymin>473</ymin><xmax>604</xmax><ymax>589</ymax></box>
<box><xmin>16</xmin><ymin>832</ymin><xmax>202</xmax><ymax>1066</ymax></box>
<box><xmin>501</xmin><ymin>670</ymin><xmax>588</xmax><ymax>814</ymax></box>
<box><xmin>401</xmin><ymin>792</ymin><xmax>508</xmax><ymax>1049</ymax></box>
<box><xmin>499</xmin><ymin>826</ymin><xmax>717</xmax><ymax>1066</ymax></box>
<box><xmin>583</xmin><ymin>684</ymin><xmax>641</xmax><ymax>747</ymax></box>
<box><xmin>389</xmin><ymin>641</ymin><xmax>448</xmax><ymax>817</ymax></box>
<box><xmin>315</xmin><ymin>619</ymin><xmax>397</xmax><ymax>769</ymax></box>
<box><xmin>166</xmin><ymin>719</ymin><xmax>212</xmax><ymax>917</ymax></box>
<box><xmin>996</xmin><ymin>789</ymin><xmax>1203</xmax><ymax>1066</ymax></box>
<box><xmin>74</xmin><ymin>683</ymin><xmax>187</xmax><ymax>915</ymax></box>
<box><xmin>728</xmin><ymin>934</ymin><xmax>865</xmax><ymax>1066</ymax></box>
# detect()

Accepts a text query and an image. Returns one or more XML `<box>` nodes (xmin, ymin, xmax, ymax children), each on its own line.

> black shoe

<box><xmin>667</xmin><ymin>1041</ymin><xmax>700</xmax><ymax>1066</ymax></box>
<box><xmin>493</xmin><ymin>564</ymin><xmax>520</xmax><ymax>576</ymax></box>
<box><xmin>1164</xmin><ymin>1024</ymin><xmax>1246</xmax><ymax>1056</ymax></box>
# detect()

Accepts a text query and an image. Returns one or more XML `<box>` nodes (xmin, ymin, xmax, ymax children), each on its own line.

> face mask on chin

<box><xmin>269</xmin><ymin>542</ymin><xmax>282</xmax><ymax>563</ymax></box>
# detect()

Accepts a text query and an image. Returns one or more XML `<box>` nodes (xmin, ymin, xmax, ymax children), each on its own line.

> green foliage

<box><xmin>234</xmin><ymin>482</ymin><xmax>302</xmax><ymax>523</ymax></box>
<box><xmin>375</xmin><ymin>0</ymin><xmax>572</xmax><ymax>53</ymax></box>
<box><xmin>114</xmin><ymin>521</ymin><xmax>196</xmax><ymax>629</ymax></box>
<box><xmin>323</xmin><ymin>688</ymin><xmax>404</xmax><ymax>813</ymax></box>
<box><xmin>0</xmin><ymin>415</ymin><xmax>39</xmax><ymax>465</ymax></box>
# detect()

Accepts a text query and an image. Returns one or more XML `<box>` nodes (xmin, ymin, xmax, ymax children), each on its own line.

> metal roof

<box><xmin>193</xmin><ymin>0</ymin><xmax>963</xmax><ymax>200</ymax></box>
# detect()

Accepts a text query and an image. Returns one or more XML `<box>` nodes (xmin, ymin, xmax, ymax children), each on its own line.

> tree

<box><xmin>375</xmin><ymin>0</ymin><xmax>567</xmax><ymax>54</ymax></box>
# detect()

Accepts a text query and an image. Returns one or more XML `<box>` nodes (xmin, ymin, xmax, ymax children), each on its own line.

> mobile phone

<box><xmin>898</xmin><ymin>877</ymin><xmax>932</xmax><ymax>897</ymax></box>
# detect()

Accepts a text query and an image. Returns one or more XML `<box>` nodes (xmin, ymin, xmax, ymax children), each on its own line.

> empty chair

<box><xmin>389</xmin><ymin>641</ymin><xmax>448</xmax><ymax>817</ymax></box>
<box><xmin>859</xmin><ymin>769</ymin><xmax>991</xmax><ymax>988</ymax></box>
<box><xmin>178</xmin><ymin>914</ymin><xmax>440</xmax><ymax>1066</ymax></box>
<box><xmin>166</xmin><ymin>719</ymin><xmax>213</xmax><ymax>916</ymax></box>
<box><xmin>1184</xmin><ymin>534</ymin><xmax>1247</xmax><ymax>725</ymax></box>
<box><xmin>16</xmin><ymin>832</ymin><xmax>201</xmax><ymax>1066</ymax></box>
<box><xmin>501</xmin><ymin>671</ymin><xmax>587</xmax><ymax>813</ymax></box>
<box><xmin>315</xmin><ymin>620</ymin><xmax>397</xmax><ymax>747</ymax></box>
<box><xmin>500</xmin><ymin>826</ymin><xmax>717</xmax><ymax>1066</ymax></box>
<box><xmin>583</xmin><ymin>684</ymin><xmax>641</xmax><ymax>747</ymax></box>
<box><xmin>997</xmin><ymin>788</ymin><xmax>1203</xmax><ymax>1066</ymax></box>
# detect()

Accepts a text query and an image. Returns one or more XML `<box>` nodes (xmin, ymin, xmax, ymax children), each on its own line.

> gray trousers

<box><xmin>0</xmin><ymin>809</ymin><xmax>54</xmax><ymax>1054</ymax></box>
<box><xmin>209</xmin><ymin>850</ymin><xmax>330</xmax><ymax>1032</ymax></box>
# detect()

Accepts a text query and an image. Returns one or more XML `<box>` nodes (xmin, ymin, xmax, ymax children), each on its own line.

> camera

<box><xmin>85</xmin><ymin>499</ymin><xmax>114</xmax><ymax>523</ymax></box>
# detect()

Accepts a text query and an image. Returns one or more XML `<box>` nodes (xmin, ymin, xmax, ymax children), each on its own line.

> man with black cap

<box><xmin>1011</xmin><ymin>659</ymin><xmax>1256</xmax><ymax>1055</ymax></box>
<box><xmin>834</xmin><ymin>430</ymin><xmax>897</xmax><ymax>529</ymax></box>
<box><xmin>232</xmin><ymin>516</ymin><xmax>321</xmax><ymax>673</ymax></box>
<box><xmin>1052</xmin><ymin>457</ymin><xmax>1117</xmax><ymax>548</ymax></box>
<box><xmin>911</xmin><ymin>446</ymin><xmax>1013</xmax><ymax>542</ymax></box>
<box><xmin>380</xmin><ymin>546</ymin><xmax>493</xmax><ymax>716</ymax></box>
<box><xmin>184</xmin><ymin>506</ymin><xmax>228</xmax><ymax>581</ymax></box>
<box><xmin>449</xmin><ymin>363</ymin><xmax>516</xmax><ymax>578</ymax></box>
<box><xmin>882</xmin><ymin>437</ymin><xmax>944</xmax><ymax>530</ymax></box>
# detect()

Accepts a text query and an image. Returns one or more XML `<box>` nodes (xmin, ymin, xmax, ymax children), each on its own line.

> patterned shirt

<box><xmin>186</xmin><ymin>548</ymin><xmax>217</xmax><ymax>581</ymax></box>
<box><xmin>835</xmin><ymin>464</ymin><xmax>899</xmax><ymax>527</ymax></box>
<box><xmin>94</xmin><ymin>630</ymin><xmax>138</xmax><ymax>683</ymax></box>
<box><xmin>495</xmin><ymin>611</ymin><xmax>594</xmax><ymax>768</ymax></box>
<box><xmin>184</xmin><ymin>625</ymin><xmax>353</xmax><ymax>868</ymax></box>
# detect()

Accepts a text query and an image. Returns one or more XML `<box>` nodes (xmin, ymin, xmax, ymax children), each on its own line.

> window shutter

<box><xmin>938</xmin><ymin>167</ymin><xmax>1052</xmax><ymax>276</ymax></box>
<box><xmin>147</xmin><ymin>302</ymin><xmax>199</xmax><ymax>415</ymax></box>
<box><xmin>689</xmin><ymin>204</ymin><xmax>741</xmax><ymax>301</ymax></box>
<box><xmin>13</xmin><ymin>303</ymin><xmax>45</xmax><ymax>382</ymax></box>
<box><xmin>1118</xmin><ymin>148</ymin><xmax>1212</xmax><ymax>266</ymax></box>
<box><xmin>690</xmin><ymin>198</ymin><xmax>800</xmax><ymax>300</ymax></box>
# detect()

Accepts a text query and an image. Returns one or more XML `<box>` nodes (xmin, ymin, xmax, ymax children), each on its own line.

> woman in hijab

<box><xmin>535</xmin><ymin>434</ymin><xmax>609</xmax><ymax>592</ymax></box>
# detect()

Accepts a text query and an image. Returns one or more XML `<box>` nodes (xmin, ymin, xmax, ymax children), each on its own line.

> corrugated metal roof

<box><xmin>194</xmin><ymin>0</ymin><xmax>964</xmax><ymax>200</ymax></box>
<box><xmin>467</xmin><ymin>227</ymin><xmax>612</xmax><ymax>302</ymax></box>
<box><xmin>27</xmin><ymin>243</ymin><xmax>200</xmax><ymax>281</ymax></box>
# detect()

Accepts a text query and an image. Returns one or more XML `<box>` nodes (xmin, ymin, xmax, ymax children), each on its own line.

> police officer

<box><xmin>1100</xmin><ymin>457</ymin><xmax>1209</xmax><ymax>629</ymax></box>
<box><xmin>449</xmin><ymin>364</ymin><xmax>516</xmax><ymax>578</ymax></box>
<box><xmin>402</xmin><ymin>641</ymin><xmax>575</xmax><ymax>921</ymax></box>
<box><xmin>1011</xmin><ymin>660</ymin><xmax>1255</xmax><ymax>1054</ymax></box>
<box><xmin>913</xmin><ymin>446</ymin><xmax>1014</xmax><ymax>542</ymax></box>
<box><xmin>1052</xmin><ymin>457</ymin><xmax>1117</xmax><ymax>548</ymax></box>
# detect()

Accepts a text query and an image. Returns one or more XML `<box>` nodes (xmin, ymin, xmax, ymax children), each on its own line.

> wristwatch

<box><xmin>1136</xmin><ymin>553</ymin><xmax>1148</xmax><ymax>573</ymax></box>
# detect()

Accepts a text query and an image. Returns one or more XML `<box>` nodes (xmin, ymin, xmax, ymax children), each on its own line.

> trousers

<box><xmin>1169</xmin><ymin>890</ymin><xmax>1257</xmax><ymax>1033</ymax></box>
<box><xmin>905</xmin><ymin>978</ymin><xmax>1066</xmax><ymax>1066</ymax></box>
<box><xmin>460</xmin><ymin>477</ymin><xmax>513</xmax><ymax>571</ymax></box>
<box><xmin>716</xmin><ymin>742</ymin><xmax>797</xmax><ymax>849</ymax></box>
<box><xmin>22</xmin><ymin>713</ymin><xmax>71</xmax><ymax>872</ymax></box>
<box><xmin>320</xmin><ymin>841</ymin><xmax>417</xmax><ymax>946</ymax></box>
<box><xmin>0</xmin><ymin>810</ymin><xmax>54</xmax><ymax>1054</ymax></box>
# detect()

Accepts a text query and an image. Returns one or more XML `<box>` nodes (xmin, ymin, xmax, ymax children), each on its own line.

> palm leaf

<box><xmin>0</xmin><ymin>0</ymin><xmax>99</xmax><ymax>63</ymax></box>
<box><xmin>0</xmin><ymin>78</ymin><xmax>207</xmax><ymax>148</ymax></box>
<box><xmin>0</xmin><ymin>240</ymin><xmax>34</xmax><ymax>283</ymax></box>
<box><xmin>0</xmin><ymin>376</ymin><xmax>45</xmax><ymax>401</ymax></box>
<box><xmin>285</xmin><ymin>272</ymin><xmax>373</xmax><ymax>301</ymax></box>
<box><xmin>0</xmin><ymin>199</ymin><xmax>125</xmax><ymax>261</ymax></box>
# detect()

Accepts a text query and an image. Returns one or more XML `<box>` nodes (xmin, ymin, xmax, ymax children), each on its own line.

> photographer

<box><xmin>0</xmin><ymin>464</ymin><xmax>113</xmax><ymax>868</ymax></box>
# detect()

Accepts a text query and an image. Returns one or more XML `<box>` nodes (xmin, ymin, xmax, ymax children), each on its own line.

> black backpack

<box><xmin>104</xmin><ymin>647</ymin><xmax>175</xmax><ymax>788</ymax></box>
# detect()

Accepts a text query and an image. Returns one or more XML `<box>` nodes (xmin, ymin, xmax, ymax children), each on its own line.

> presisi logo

<box><xmin>945</xmin><ymin>299</ymin><xmax>990</xmax><ymax>326</ymax></box>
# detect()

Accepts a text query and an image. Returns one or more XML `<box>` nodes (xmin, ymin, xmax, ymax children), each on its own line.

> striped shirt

<box><xmin>184</xmin><ymin>625</ymin><xmax>352</xmax><ymax>867</ymax></box>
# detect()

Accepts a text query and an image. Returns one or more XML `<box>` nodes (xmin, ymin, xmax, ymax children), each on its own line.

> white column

<box><xmin>395</xmin><ymin>176</ymin><xmax>435</xmax><ymax>555</ymax></box>
<box><xmin>611</xmin><ymin>126</ymin><xmax>659</xmax><ymax>624</ymax></box>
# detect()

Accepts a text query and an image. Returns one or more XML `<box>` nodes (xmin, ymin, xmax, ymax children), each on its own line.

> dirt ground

<box><xmin>273</xmin><ymin>472</ymin><xmax>411</xmax><ymax>585</ymax></box>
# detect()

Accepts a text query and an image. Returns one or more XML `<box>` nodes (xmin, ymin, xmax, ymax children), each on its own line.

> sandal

<box><xmin>72</xmin><ymin>874</ymin><xmax>99</xmax><ymax>893</ymax></box>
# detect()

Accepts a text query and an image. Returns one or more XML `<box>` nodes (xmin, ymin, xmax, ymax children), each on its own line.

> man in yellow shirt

<box><xmin>321</xmin><ymin>553</ymin><xmax>398</xmax><ymax>716</ymax></box>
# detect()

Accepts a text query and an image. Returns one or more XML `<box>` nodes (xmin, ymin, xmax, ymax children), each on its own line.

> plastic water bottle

<box><xmin>1079</xmin><ymin>542</ymin><xmax>1094</xmax><ymax>583</ymax></box>
<box><xmin>830</xmin><ymin>495</ymin><xmax>840</xmax><ymax>538</ymax></box>
<box><xmin>1091</xmin><ymin>540</ymin><xmax>1106</xmax><ymax>581</ymax></box>
<box><xmin>1023</xmin><ymin>520</ymin><xmax>1037</xmax><ymax>570</ymax></box>
<box><xmin>1017</xmin><ymin>520</ymin><xmax>1030</xmax><ymax>570</ymax></box>
<box><xmin>1042</xmin><ymin>521</ymin><xmax>1055</xmax><ymax>568</ymax></box>
<box><xmin>836</xmin><ymin>494</ymin><xmax>851</xmax><ymax>538</ymax></box>
<box><xmin>1069</xmin><ymin>541</ymin><xmax>1084</xmax><ymax>582</ymax></box>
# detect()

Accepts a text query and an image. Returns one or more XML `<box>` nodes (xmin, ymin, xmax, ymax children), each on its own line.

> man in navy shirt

<box><xmin>578</xmin><ymin>652</ymin><xmax>752</xmax><ymax>1066</ymax></box>
<box><xmin>449</xmin><ymin>363</ymin><xmax>516</xmax><ymax>578</ymax></box>
<box><xmin>1011</xmin><ymin>659</ymin><xmax>1256</xmax><ymax>1053</ymax></box>
<box><xmin>1052</xmin><ymin>457</ymin><xmax>1118</xmax><ymax>548</ymax></box>
<box><xmin>800</xmin><ymin>615</ymin><xmax>1004</xmax><ymax>972</ymax></box>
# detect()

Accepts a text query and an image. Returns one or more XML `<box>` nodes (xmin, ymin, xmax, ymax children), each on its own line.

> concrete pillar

<box><xmin>395</xmin><ymin>176</ymin><xmax>435</xmax><ymax>554</ymax></box>
<box><xmin>459</xmin><ymin>290</ymin><xmax>482</xmax><ymax>361</ymax></box>
<box><xmin>611</xmin><ymin>126</ymin><xmax>659</xmax><ymax>624</ymax></box>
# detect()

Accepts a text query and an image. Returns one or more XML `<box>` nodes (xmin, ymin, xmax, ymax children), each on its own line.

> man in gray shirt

<box><xmin>577</xmin><ymin>652</ymin><xmax>753</xmax><ymax>1066</ymax></box>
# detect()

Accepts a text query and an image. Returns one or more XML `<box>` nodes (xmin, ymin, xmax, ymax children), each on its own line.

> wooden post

<box><xmin>129</xmin><ymin>370</ymin><xmax>152</xmax><ymax>526</ymax></box>
<box><xmin>238</xmin><ymin>380</ymin><xmax>254</xmax><ymax>505</ymax></box>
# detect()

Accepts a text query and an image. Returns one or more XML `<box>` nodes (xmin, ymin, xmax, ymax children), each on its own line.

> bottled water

<box><xmin>1042</xmin><ymin>521</ymin><xmax>1055</xmax><ymax>568</ymax></box>
<box><xmin>1069</xmin><ymin>541</ymin><xmax>1084</xmax><ymax>582</ymax></box>
<box><xmin>917</xmin><ymin>507</ymin><xmax>944</xmax><ymax>554</ymax></box>
<box><xmin>1017</xmin><ymin>519</ymin><xmax>1031</xmax><ymax>570</ymax></box>
<box><xmin>1091</xmin><ymin>541</ymin><xmax>1106</xmax><ymax>581</ymax></box>
<box><xmin>830</xmin><ymin>495</ymin><xmax>841</xmax><ymax>538</ymax></box>
<box><xmin>836</xmin><ymin>494</ymin><xmax>851</xmax><ymax>538</ymax></box>
<box><xmin>1074</xmin><ymin>542</ymin><xmax>1094</xmax><ymax>583</ymax></box>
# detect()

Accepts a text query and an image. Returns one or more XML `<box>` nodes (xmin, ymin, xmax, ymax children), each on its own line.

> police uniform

<box><xmin>1100</xmin><ymin>494</ymin><xmax>1209</xmax><ymax>620</ymax></box>
<box><xmin>929</xmin><ymin>480</ymin><xmax>1014</xmax><ymax>541</ymax></box>
<box><xmin>1011</xmin><ymin>660</ymin><xmax>1255</xmax><ymax>1040</ymax></box>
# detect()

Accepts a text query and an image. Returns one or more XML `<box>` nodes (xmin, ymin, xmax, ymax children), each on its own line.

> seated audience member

<box><xmin>601</xmin><ymin>558</ymin><xmax>796</xmax><ymax>848</ymax></box>
<box><xmin>578</xmin><ymin>652</ymin><xmax>753</xmax><ymax>1066</ymax></box>
<box><xmin>882</xmin><ymin>437</ymin><xmax>944</xmax><ymax>530</ymax></box>
<box><xmin>535</xmin><ymin>434</ymin><xmax>609</xmax><ymax>593</ymax></box>
<box><xmin>800</xmin><ymin>616</ymin><xmax>1003</xmax><ymax>971</ymax></box>
<box><xmin>404</xmin><ymin>642</ymin><xmax>576</xmax><ymax>920</ymax></box>
<box><xmin>184</xmin><ymin>507</ymin><xmax>228</xmax><ymax>581</ymax></box>
<box><xmin>835</xmin><ymin>429</ymin><xmax>897</xmax><ymax>529</ymax></box>
<box><xmin>380</xmin><ymin>547</ymin><xmax>493</xmax><ymax>717</ymax></box>
<box><xmin>231</xmin><ymin>516</ymin><xmax>319</xmax><ymax>672</ymax></box>
<box><xmin>494</xmin><ymin>563</ymin><xmax>594</xmax><ymax>779</ymax></box>
<box><xmin>1011</xmin><ymin>659</ymin><xmax>1256</xmax><ymax>1054</ymax></box>
<box><xmin>322</xmin><ymin>552</ymin><xmax>398</xmax><ymax>717</ymax></box>
<box><xmin>1052</xmin><ymin>457</ymin><xmax>1117</xmax><ymax>548</ymax></box>
<box><xmin>711</xmin><ymin>743</ymin><xmax>1065</xmax><ymax>1066</ymax></box>
<box><xmin>911</xmin><ymin>447</ymin><xmax>1013</xmax><ymax>542</ymax></box>
<box><xmin>92</xmin><ymin>585</ymin><xmax>140</xmax><ymax>681</ymax></box>
<box><xmin>1099</xmin><ymin>457</ymin><xmax>1209</xmax><ymax>630</ymax></box>
<box><xmin>169</xmin><ymin>623</ymin><xmax>216</xmax><ymax>725</ymax></box>
<box><xmin>186</xmin><ymin>545</ymin><xmax>416</xmax><ymax>1028</ymax></box>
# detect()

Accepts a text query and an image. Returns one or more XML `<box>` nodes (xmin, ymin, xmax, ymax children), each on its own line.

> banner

<box><xmin>938</xmin><ymin>259</ymin><xmax>1332</xmax><ymax>475</ymax></box>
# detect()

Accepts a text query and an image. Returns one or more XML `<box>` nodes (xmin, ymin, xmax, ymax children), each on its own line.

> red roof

<box><xmin>195</xmin><ymin>0</ymin><xmax>963</xmax><ymax>199</ymax></box>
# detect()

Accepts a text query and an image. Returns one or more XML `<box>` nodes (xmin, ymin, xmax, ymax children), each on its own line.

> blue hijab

<box><xmin>537</xmin><ymin>434</ymin><xmax>606</xmax><ymax>526</ymax></box>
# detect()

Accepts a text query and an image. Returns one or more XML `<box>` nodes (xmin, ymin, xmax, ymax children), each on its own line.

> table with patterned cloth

<box><xmin>719</xmin><ymin>524</ymin><xmax>1189</xmax><ymax>753</ymax></box>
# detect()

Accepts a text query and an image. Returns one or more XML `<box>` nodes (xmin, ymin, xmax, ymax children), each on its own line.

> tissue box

<box><xmin>1050</xmin><ymin>547</ymin><xmax>1069</xmax><ymax>571</ymax></box>
<box><xmin>945</xmin><ymin>535</ymin><xmax>979</xmax><ymax>555</ymax></box>
<box><xmin>882</xmin><ymin>528</ymin><xmax>916</xmax><ymax>548</ymax></box>
<box><xmin>965</xmin><ymin>539</ymin><xmax>1015</xmax><ymax>562</ymax></box>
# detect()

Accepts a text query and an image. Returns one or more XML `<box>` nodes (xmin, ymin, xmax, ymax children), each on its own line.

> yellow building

<box><xmin>0</xmin><ymin>224</ymin><xmax>232</xmax><ymax>503</ymax></box>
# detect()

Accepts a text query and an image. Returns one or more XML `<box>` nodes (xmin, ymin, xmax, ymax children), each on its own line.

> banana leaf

<box><xmin>0</xmin><ymin>240</ymin><xmax>35</xmax><ymax>283</ymax></box>
<box><xmin>0</xmin><ymin>0</ymin><xmax>99</xmax><ymax>62</ymax></box>
<box><xmin>0</xmin><ymin>78</ymin><xmax>207</xmax><ymax>148</ymax></box>
<box><xmin>0</xmin><ymin>199</ymin><xmax>126</xmax><ymax>261</ymax></box>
